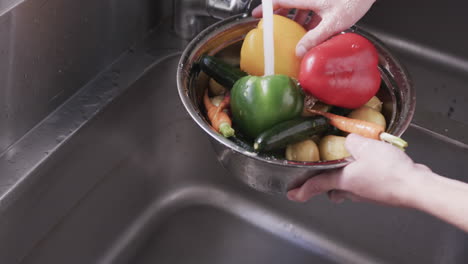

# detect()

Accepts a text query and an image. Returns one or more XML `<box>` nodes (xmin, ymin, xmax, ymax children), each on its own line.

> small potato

<box><xmin>319</xmin><ymin>135</ymin><xmax>350</xmax><ymax>161</ymax></box>
<box><xmin>209</xmin><ymin>78</ymin><xmax>227</xmax><ymax>96</ymax></box>
<box><xmin>286</xmin><ymin>140</ymin><xmax>320</xmax><ymax>162</ymax></box>
<box><xmin>210</xmin><ymin>96</ymin><xmax>224</xmax><ymax>107</ymax></box>
<box><xmin>364</xmin><ymin>96</ymin><xmax>383</xmax><ymax>112</ymax></box>
<box><xmin>348</xmin><ymin>106</ymin><xmax>386</xmax><ymax>129</ymax></box>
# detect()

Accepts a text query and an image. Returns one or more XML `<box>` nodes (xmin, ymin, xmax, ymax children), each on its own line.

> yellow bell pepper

<box><xmin>240</xmin><ymin>15</ymin><xmax>306</xmax><ymax>79</ymax></box>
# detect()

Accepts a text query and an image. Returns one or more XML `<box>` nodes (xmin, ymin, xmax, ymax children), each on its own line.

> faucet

<box><xmin>174</xmin><ymin>0</ymin><xmax>260</xmax><ymax>39</ymax></box>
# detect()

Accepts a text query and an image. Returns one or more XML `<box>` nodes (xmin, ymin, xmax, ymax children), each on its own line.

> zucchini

<box><xmin>254</xmin><ymin>116</ymin><xmax>330</xmax><ymax>152</ymax></box>
<box><xmin>199</xmin><ymin>55</ymin><xmax>247</xmax><ymax>89</ymax></box>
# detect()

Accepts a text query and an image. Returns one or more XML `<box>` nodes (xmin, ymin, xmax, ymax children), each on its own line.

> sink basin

<box><xmin>1</xmin><ymin>1</ymin><xmax>468</xmax><ymax>263</ymax></box>
<box><xmin>16</xmin><ymin>53</ymin><xmax>468</xmax><ymax>264</ymax></box>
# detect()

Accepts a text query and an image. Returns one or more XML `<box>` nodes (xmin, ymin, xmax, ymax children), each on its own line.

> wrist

<box><xmin>398</xmin><ymin>164</ymin><xmax>437</xmax><ymax>209</ymax></box>
<box><xmin>401</xmin><ymin>165</ymin><xmax>440</xmax><ymax>210</ymax></box>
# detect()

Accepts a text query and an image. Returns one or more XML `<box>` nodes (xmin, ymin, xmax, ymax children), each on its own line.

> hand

<box><xmin>252</xmin><ymin>0</ymin><xmax>376</xmax><ymax>57</ymax></box>
<box><xmin>287</xmin><ymin>134</ymin><xmax>431</xmax><ymax>207</ymax></box>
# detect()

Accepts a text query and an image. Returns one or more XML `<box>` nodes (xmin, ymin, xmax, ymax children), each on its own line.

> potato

<box><xmin>210</xmin><ymin>96</ymin><xmax>224</xmax><ymax>107</ymax></box>
<box><xmin>286</xmin><ymin>140</ymin><xmax>320</xmax><ymax>162</ymax></box>
<box><xmin>319</xmin><ymin>135</ymin><xmax>350</xmax><ymax>161</ymax></box>
<box><xmin>209</xmin><ymin>78</ymin><xmax>226</xmax><ymax>96</ymax></box>
<box><xmin>348</xmin><ymin>106</ymin><xmax>386</xmax><ymax>129</ymax></box>
<box><xmin>364</xmin><ymin>96</ymin><xmax>383</xmax><ymax>112</ymax></box>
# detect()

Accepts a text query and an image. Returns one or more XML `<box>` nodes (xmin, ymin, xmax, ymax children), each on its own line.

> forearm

<box><xmin>407</xmin><ymin>170</ymin><xmax>468</xmax><ymax>232</ymax></box>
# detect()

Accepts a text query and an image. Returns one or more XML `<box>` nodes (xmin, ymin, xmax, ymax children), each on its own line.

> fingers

<box><xmin>304</xmin><ymin>13</ymin><xmax>322</xmax><ymax>30</ymax></box>
<box><xmin>274</xmin><ymin>0</ymin><xmax>330</xmax><ymax>11</ymax></box>
<box><xmin>251</xmin><ymin>5</ymin><xmax>263</xmax><ymax>17</ymax></box>
<box><xmin>275</xmin><ymin>8</ymin><xmax>291</xmax><ymax>17</ymax></box>
<box><xmin>296</xmin><ymin>20</ymin><xmax>335</xmax><ymax>57</ymax></box>
<box><xmin>293</xmin><ymin>10</ymin><xmax>310</xmax><ymax>25</ymax></box>
<box><xmin>253</xmin><ymin>0</ymin><xmax>329</xmax><ymax>17</ymax></box>
<box><xmin>287</xmin><ymin>170</ymin><xmax>343</xmax><ymax>202</ymax></box>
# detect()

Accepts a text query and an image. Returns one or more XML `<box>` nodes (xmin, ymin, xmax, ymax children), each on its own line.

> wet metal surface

<box><xmin>0</xmin><ymin>0</ymin><xmax>158</xmax><ymax>154</ymax></box>
<box><xmin>13</xmin><ymin>52</ymin><xmax>468</xmax><ymax>264</ymax></box>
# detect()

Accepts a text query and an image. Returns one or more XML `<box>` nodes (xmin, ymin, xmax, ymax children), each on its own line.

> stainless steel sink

<box><xmin>1</xmin><ymin>0</ymin><xmax>468</xmax><ymax>263</ymax></box>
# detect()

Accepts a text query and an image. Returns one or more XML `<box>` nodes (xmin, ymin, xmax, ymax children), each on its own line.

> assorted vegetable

<box><xmin>364</xmin><ymin>96</ymin><xmax>383</xmax><ymax>112</ymax></box>
<box><xmin>199</xmin><ymin>15</ymin><xmax>408</xmax><ymax>162</ymax></box>
<box><xmin>203</xmin><ymin>90</ymin><xmax>234</xmax><ymax>138</ymax></box>
<box><xmin>348</xmin><ymin>106</ymin><xmax>386</xmax><ymax>129</ymax></box>
<box><xmin>308</xmin><ymin>109</ymin><xmax>407</xmax><ymax>150</ymax></box>
<box><xmin>209</xmin><ymin>78</ymin><xmax>227</xmax><ymax>96</ymax></box>
<box><xmin>253</xmin><ymin>116</ymin><xmax>329</xmax><ymax>152</ymax></box>
<box><xmin>298</xmin><ymin>33</ymin><xmax>381</xmax><ymax>109</ymax></box>
<box><xmin>200</xmin><ymin>55</ymin><xmax>247</xmax><ymax>89</ymax></box>
<box><xmin>319</xmin><ymin>136</ymin><xmax>350</xmax><ymax>161</ymax></box>
<box><xmin>231</xmin><ymin>74</ymin><xmax>304</xmax><ymax>138</ymax></box>
<box><xmin>240</xmin><ymin>15</ymin><xmax>306</xmax><ymax>78</ymax></box>
<box><xmin>286</xmin><ymin>140</ymin><xmax>320</xmax><ymax>162</ymax></box>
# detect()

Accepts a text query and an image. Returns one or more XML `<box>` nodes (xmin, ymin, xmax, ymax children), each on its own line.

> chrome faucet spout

<box><xmin>174</xmin><ymin>0</ymin><xmax>257</xmax><ymax>39</ymax></box>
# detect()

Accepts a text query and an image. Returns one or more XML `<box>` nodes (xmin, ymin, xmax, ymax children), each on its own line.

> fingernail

<box><xmin>296</xmin><ymin>45</ymin><xmax>307</xmax><ymax>57</ymax></box>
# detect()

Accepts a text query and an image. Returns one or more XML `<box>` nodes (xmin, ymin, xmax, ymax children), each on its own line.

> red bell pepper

<box><xmin>298</xmin><ymin>33</ymin><xmax>381</xmax><ymax>109</ymax></box>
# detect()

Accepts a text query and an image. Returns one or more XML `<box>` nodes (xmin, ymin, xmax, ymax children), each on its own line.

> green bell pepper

<box><xmin>230</xmin><ymin>74</ymin><xmax>304</xmax><ymax>138</ymax></box>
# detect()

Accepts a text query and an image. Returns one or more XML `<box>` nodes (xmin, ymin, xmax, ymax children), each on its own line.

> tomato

<box><xmin>298</xmin><ymin>33</ymin><xmax>381</xmax><ymax>109</ymax></box>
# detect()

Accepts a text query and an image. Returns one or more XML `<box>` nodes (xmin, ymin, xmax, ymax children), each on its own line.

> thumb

<box><xmin>345</xmin><ymin>133</ymin><xmax>379</xmax><ymax>160</ymax></box>
<box><xmin>296</xmin><ymin>19</ymin><xmax>335</xmax><ymax>57</ymax></box>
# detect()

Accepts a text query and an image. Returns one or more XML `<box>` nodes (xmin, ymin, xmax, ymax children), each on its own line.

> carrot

<box><xmin>308</xmin><ymin>109</ymin><xmax>408</xmax><ymax>149</ymax></box>
<box><xmin>203</xmin><ymin>89</ymin><xmax>235</xmax><ymax>137</ymax></box>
